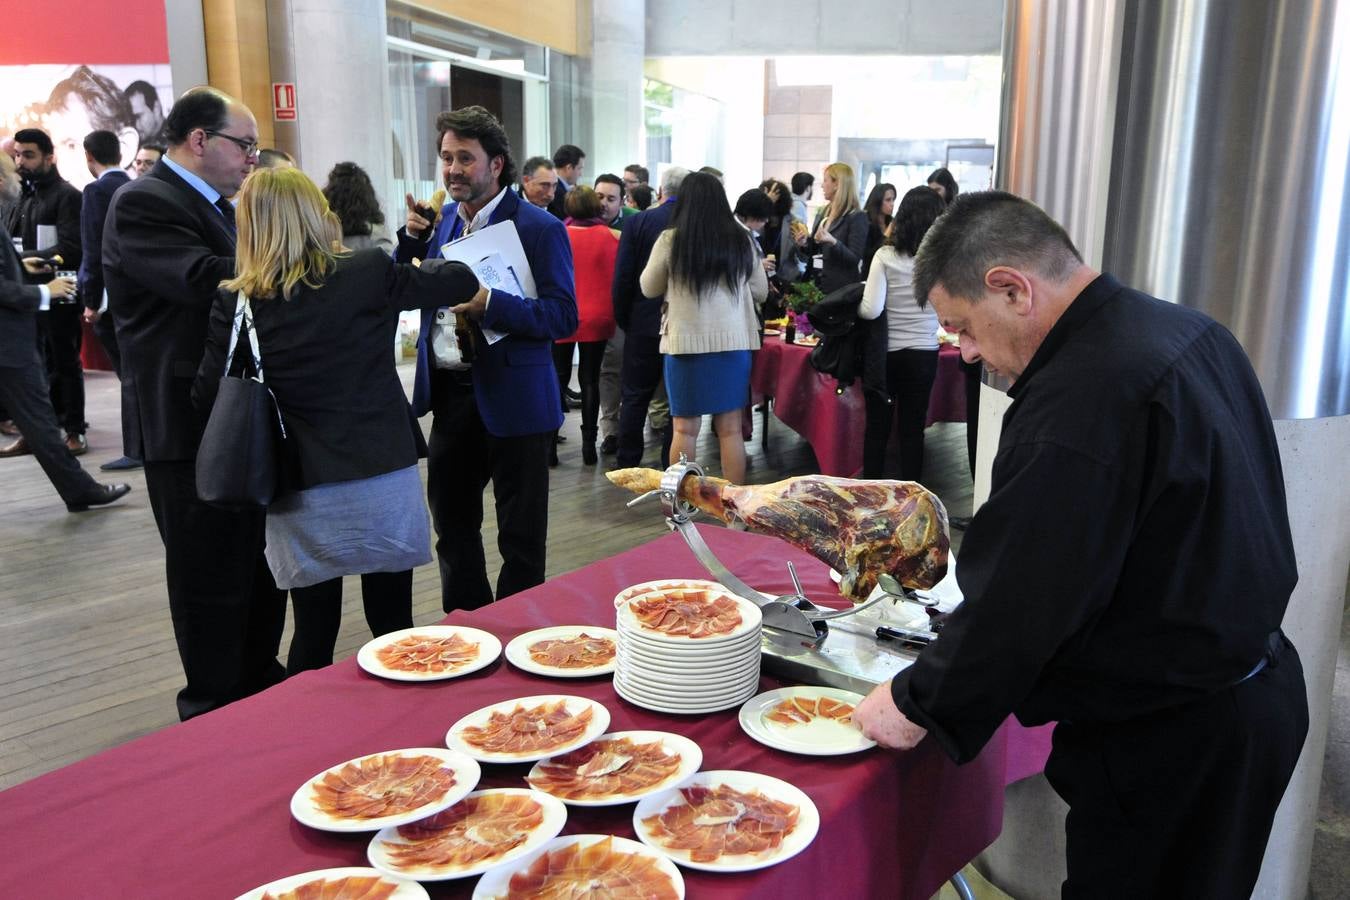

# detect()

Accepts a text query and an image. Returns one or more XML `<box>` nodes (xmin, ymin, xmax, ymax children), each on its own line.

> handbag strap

<box><xmin>223</xmin><ymin>290</ymin><xmax>265</xmax><ymax>381</ymax></box>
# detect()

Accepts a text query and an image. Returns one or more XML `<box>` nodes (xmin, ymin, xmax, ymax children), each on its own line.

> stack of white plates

<box><xmin>612</xmin><ymin>580</ymin><xmax>763</xmax><ymax>714</ymax></box>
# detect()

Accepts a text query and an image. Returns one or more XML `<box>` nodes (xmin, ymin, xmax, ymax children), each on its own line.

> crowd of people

<box><xmin>1</xmin><ymin>79</ymin><xmax>1311</xmax><ymax>898</ymax></box>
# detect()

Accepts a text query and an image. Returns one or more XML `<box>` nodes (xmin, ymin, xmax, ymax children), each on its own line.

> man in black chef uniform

<box><xmin>854</xmin><ymin>191</ymin><xmax>1307</xmax><ymax>898</ymax></box>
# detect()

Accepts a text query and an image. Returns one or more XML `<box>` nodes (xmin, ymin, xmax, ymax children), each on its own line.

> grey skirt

<box><xmin>264</xmin><ymin>465</ymin><xmax>432</xmax><ymax>590</ymax></box>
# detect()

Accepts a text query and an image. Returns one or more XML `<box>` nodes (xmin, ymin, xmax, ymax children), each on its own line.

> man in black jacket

<box><xmin>0</xmin><ymin>153</ymin><xmax>129</xmax><ymax>510</ymax></box>
<box><xmin>611</xmin><ymin>165</ymin><xmax>686</xmax><ymax>468</ymax></box>
<box><xmin>103</xmin><ymin>87</ymin><xmax>286</xmax><ymax>721</ymax></box>
<box><xmin>854</xmin><ymin>192</ymin><xmax>1306</xmax><ymax>897</ymax></box>
<box><xmin>2</xmin><ymin>128</ymin><xmax>88</xmax><ymax>457</ymax></box>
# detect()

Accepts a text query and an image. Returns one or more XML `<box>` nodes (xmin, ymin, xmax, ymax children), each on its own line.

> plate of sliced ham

<box><xmin>526</xmin><ymin>730</ymin><xmax>702</xmax><ymax>807</ymax></box>
<box><xmin>233</xmin><ymin>866</ymin><xmax>427</xmax><ymax>899</ymax></box>
<box><xmin>471</xmin><ymin>834</ymin><xmax>684</xmax><ymax>900</ymax></box>
<box><xmin>357</xmin><ymin>626</ymin><xmax>502</xmax><ymax>682</ymax></box>
<box><xmin>738</xmin><ymin>686</ymin><xmax>875</xmax><ymax>756</ymax></box>
<box><xmin>367</xmin><ymin>788</ymin><xmax>567</xmax><ymax>882</ymax></box>
<box><xmin>446</xmin><ymin>695</ymin><xmax>611</xmax><ymax>764</ymax></box>
<box><xmin>616</xmin><ymin>585</ymin><xmax>762</xmax><ymax>644</ymax></box>
<box><xmin>504</xmin><ymin>626</ymin><xmax>619</xmax><ymax>677</ymax></box>
<box><xmin>289</xmin><ymin>748</ymin><xmax>481</xmax><ymax>833</ymax></box>
<box><xmin>633</xmin><ymin>770</ymin><xmax>819</xmax><ymax>872</ymax></box>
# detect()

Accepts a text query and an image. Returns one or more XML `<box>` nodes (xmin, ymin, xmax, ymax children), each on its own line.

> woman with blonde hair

<box><xmin>194</xmin><ymin>167</ymin><xmax>478</xmax><ymax>674</ymax></box>
<box><xmin>795</xmin><ymin>161</ymin><xmax>869</xmax><ymax>292</ymax></box>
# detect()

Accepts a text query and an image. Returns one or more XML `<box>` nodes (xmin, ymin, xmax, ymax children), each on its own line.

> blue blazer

<box><xmin>611</xmin><ymin>198</ymin><xmax>675</xmax><ymax>338</ymax></box>
<box><xmin>77</xmin><ymin>168</ymin><xmax>129</xmax><ymax>310</ymax></box>
<box><xmin>398</xmin><ymin>187</ymin><xmax>577</xmax><ymax>437</ymax></box>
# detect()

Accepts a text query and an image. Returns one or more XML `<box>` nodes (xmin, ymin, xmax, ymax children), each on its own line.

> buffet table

<box><xmin>751</xmin><ymin>341</ymin><xmax>966</xmax><ymax>476</ymax></box>
<box><xmin>4</xmin><ymin>526</ymin><xmax>1050</xmax><ymax>899</ymax></box>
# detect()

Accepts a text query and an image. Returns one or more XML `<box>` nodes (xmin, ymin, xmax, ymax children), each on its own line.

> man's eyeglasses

<box><xmin>203</xmin><ymin>130</ymin><xmax>260</xmax><ymax>158</ymax></box>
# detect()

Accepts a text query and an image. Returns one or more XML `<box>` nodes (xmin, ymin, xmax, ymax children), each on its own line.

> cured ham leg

<box><xmin>607</xmin><ymin>469</ymin><xmax>948</xmax><ymax>601</ymax></box>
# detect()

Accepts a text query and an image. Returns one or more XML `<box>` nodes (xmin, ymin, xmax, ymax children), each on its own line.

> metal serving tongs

<box><xmin>624</xmin><ymin>459</ymin><xmax>939</xmax><ymax>644</ymax></box>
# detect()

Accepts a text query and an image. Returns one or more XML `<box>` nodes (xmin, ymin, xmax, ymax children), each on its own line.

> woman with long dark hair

<box><xmin>858</xmin><ymin>185</ymin><xmax>946</xmax><ymax>480</ymax></box>
<box><xmin>927</xmin><ymin>167</ymin><xmax>959</xmax><ymax>205</ymax></box>
<box><xmin>861</xmin><ymin>181</ymin><xmax>896</xmax><ymax>277</ymax></box>
<box><xmin>639</xmin><ymin>172</ymin><xmax>766</xmax><ymax>482</ymax></box>
<box><xmin>552</xmin><ymin>186</ymin><xmax>618</xmax><ymax>465</ymax></box>
<box><xmin>322</xmin><ymin>161</ymin><xmax>393</xmax><ymax>253</ymax></box>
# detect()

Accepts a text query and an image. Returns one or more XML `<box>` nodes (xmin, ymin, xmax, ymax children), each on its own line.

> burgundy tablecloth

<box><xmin>4</xmin><ymin>527</ymin><xmax>1049</xmax><ymax>899</ymax></box>
<box><xmin>751</xmin><ymin>341</ymin><xmax>965</xmax><ymax>476</ymax></box>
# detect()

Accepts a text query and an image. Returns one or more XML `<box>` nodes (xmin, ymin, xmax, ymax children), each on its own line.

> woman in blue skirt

<box><xmin>639</xmin><ymin>172</ymin><xmax>767</xmax><ymax>482</ymax></box>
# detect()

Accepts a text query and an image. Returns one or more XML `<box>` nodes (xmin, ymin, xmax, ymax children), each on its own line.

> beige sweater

<box><xmin>640</xmin><ymin>229</ymin><xmax>767</xmax><ymax>355</ymax></box>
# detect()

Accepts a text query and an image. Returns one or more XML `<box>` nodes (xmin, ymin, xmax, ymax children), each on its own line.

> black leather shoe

<box><xmin>564</xmin><ymin>387</ymin><xmax>581</xmax><ymax>403</ymax></box>
<box><xmin>66</xmin><ymin>482</ymin><xmax>132</xmax><ymax>512</ymax></box>
<box><xmin>600</xmin><ymin>435</ymin><xmax>618</xmax><ymax>456</ymax></box>
<box><xmin>100</xmin><ymin>456</ymin><xmax>143</xmax><ymax>471</ymax></box>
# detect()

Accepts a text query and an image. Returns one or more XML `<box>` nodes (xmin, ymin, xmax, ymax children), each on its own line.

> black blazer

<box><xmin>103</xmin><ymin>160</ymin><xmax>237</xmax><ymax>461</ymax></box>
<box><xmin>78</xmin><ymin>169</ymin><xmax>130</xmax><ymax>310</ymax></box>
<box><xmin>194</xmin><ymin>251</ymin><xmax>478</xmax><ymax>491</ymax></box>
<box><xmin>0</xmin><ymin>222</ymin><xmax>42</xmax><ymax>367</ymax></box>
<box><xmin>611</xmin><ymin>199</ymin><xmax>676</xmax><ymax>338</ymax></box>
<box><xmin>804</xmin><ymin>208</ymin><xmax>868</xmax><ymax>293</ymax></box>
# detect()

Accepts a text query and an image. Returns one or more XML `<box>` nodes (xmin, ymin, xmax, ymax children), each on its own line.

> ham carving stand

<box><xmin>625</xmin><ymin>460</ymin><xmax>943</xmax><ymax>698</ymax></box>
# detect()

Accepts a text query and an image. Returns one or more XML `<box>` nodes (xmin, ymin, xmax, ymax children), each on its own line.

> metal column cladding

<box><xmin>1104</xmin><ymin>0</ymin><xmax>1350</xmax><ymax>420</ymax></box>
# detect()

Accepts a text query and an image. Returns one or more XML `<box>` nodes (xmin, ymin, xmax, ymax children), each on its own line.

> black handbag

<box><xmin>195</xmin><ymin>293</ymin><xmax>286</xmax><ymax>509</ymax></box>
<box><xmin>806</xmin><ymin>282</ymin><xmax>866</xmax><ymax>392</ymax></box>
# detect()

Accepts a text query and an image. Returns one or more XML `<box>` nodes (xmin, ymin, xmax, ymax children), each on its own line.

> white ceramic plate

<box><xmin>471</xmin><ymin>834</ymin><xmax>685</xmax><ymax>900</ymax></box>
<box><xmin>445</xmin><ymin>694</ymin><xmax>611</xmax><ymax>764</ymax></box>
<box><xmin>618</xmin><ymin>625</ymin><xmax>763</xmax><ymax>655</ymax></box>
<box><xmin>613</xmin><ymin>579</ymin><xmax>729</xmax><ymax>609</ymax></box>
<box><xmin>613</xmin><ymin>679</ymin><xmax>759</xmax><ymax>715</ymax></box>
<box><xmin>289</xmin><ymin>748</ymin><xmax>481</xmax><ymax>833</ymax></box>
<box><xmin>616</xmin><ymin>639</ymin><xmax>761</xmax><ymax>668</ymax></box>
<box><xmin>738</xmin><ymin>687</ymin><xmax>876</xmax><ymax>756</ymax></box>
<box><xmin>504</xmin><ymin>625</ymin><xmax>620</xmax><ymax>678</ymax></box>
<box><xmin>615</xmin><ymin>654</ymin><xmax>761</xmax><ymax>686</ymax></box>
<box><xmin>632</xmin><ymin>770</ymin><xmax>820</xmax><ymax>872</ymax></box>
<box><xmin>357</xmin><ymin>625</ymin><xmax>502</xmax><ymax>682</ymax></box>
<box><xmin>613</xmin><ymin>669</ymin><xmax>760</xmax><ymax>702</ymax></box>
<box><xmin>367</xmin><ymin>788</ymin><xmax>567</xmax><ymax>881</ymax></box>
<box><xmin>234</xmin><ymin>867</ymin><xmax>427</xmax><ymax>900</ymax></box>
<box><xmin>618</xmin><ymin>590</ymin><xmax>762</xmax><ymax>645</ymax></box>
<box><xmin>526</xmin><ymin>730</ymin><xmax>702</xmax><ymax>807</ymax></box>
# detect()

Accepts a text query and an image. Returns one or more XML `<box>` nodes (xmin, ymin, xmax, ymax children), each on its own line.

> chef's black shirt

<box><xmin>891</xmin><ymin>274</ymin><xmax>1297</xmax><ymax>764</ymax></box>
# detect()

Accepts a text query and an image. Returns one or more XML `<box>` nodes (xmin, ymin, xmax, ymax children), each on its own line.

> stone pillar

<box><xmin>583</xmin><ymin>0</ymin><xmax>645</xmax><ymax>179</ymax></box>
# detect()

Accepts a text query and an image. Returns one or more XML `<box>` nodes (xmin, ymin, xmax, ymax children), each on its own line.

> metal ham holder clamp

<box><xmin>624</xmin><ymin>459</ymin><xmax>936</xmax><ymax>647</ymax></box>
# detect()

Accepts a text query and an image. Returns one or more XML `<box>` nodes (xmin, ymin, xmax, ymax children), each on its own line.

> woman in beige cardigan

<box><xmin>639</xmin><ymin>172</ymin><xmax>767</xmax><ymax>482</ymax></box>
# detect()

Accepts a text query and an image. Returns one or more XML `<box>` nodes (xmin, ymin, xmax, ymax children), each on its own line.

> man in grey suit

<box><xmin>0</xmin><ymin>153</ymin><xmax>130</xmax><ymax>511</ymax></box>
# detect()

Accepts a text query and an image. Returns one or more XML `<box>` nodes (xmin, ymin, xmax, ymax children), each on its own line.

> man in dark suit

<box><xmin>76</xmin><ymin>130</ymin><xmax>140</xmax><ymax>472</ymax></box>
<box><xmin>1</xmin><ymin>128</ymin><xmax>87</xmax><ymax>458</ymax></box>
<box><xmin>0</xmin><ymin>153</ymin><xmax>129</xmax><ymax>510</ymax></box>
<box><xmin>397</xmin><ymin>105</ymin><xmax>577</xmax><ymax>613</ymax></box>
<box><xmin>612</xmin><ymin>165</ymin><xmax>688</xmax><ymax>468</ymax></box>
<box><xmin>546</xmin><ymin>143</ymin><xmax>585</xmax><ymax>220</ymax></box>
<box><xmin>103</xmin><ymin>87</ymin><xmax>286</xmax><ymax>721</ymax></box>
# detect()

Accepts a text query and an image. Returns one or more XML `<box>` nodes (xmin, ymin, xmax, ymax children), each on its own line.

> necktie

<box><xmin>215</xmin><ymin>197</ymin><xmax>236</xmax><ymax>232</ymax></box>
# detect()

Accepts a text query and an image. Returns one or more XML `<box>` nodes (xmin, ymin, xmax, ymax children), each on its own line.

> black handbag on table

<box><xmin>195</xmin><ymin>292</ymin><xmax>286</xmax><ymax>509</ymax></box>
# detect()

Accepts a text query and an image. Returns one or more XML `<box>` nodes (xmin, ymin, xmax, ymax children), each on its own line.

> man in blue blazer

<box><xmin>611</xmin><ymin>165</ymin><xmax>688</xmax><ymax>468</ymax></box>
<box><xmin>397</xmin><ymin>105</ymin><xmax>577</xmax><ymax>613</ymax></box>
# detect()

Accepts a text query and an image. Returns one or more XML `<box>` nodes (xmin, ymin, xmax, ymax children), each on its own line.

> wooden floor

<box><xmin>1</xmin><ymin>365</ymin><xmax>1345</xmax><ymax>896</ymax></box>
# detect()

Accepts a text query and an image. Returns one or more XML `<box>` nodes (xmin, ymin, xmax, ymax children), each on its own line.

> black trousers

<box><xmin>93</xmin><ymin>311</ymin><xmax>121</xmax><ymax>374</ymax></box>
<box><xmin>552</xmin><ymin>340</ymin><xmax>606</xmax><ymax>436</ymax></box>
<box><xmin>143</xmin><ymin>460</ymin><xmax>287</xmax><ymax>720</ymax></box>
<box><xmin>0</xmin><ymin>357</ymin><xmax>98</xmax><ymax>503</ymax></box>
<box><xmin>616</xmin><ymin>333</ymin><xmax>666</xmax><ymax>467</ymax></box>
<box><xmin>286</xmin><ymin>570</ymin><xmax>414</xmax><ymax>675</ymax></box>
<box><xmin>862</xmin><ymin>348</ymin><xmax>938</xmax><ymax>480</ymax></box>
<box><xmin>426</xmin><ymin>374</ymin><xmax>551</xmax><ymax>613</ymax></box>
<box><xmin>35</xmin><ymin>304</ymin><xmax>85</xmax><ymax>435</ymax></box>
<box><xmin>1044</xmin><ymin>634</ymin><xmax>1307</xmax><ymax>899</ymax></box>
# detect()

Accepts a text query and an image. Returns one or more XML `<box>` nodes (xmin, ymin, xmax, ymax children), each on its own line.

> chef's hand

<box><xmin>854</xmin><ymin>679</ymin><xmax>927</xmax><ymax>750</ymax></box>
<box><xmin>405</xmin><ymin>193</ymin><xmax>432</xmax><ymax>237</ymax></box>
<box><xmin>450</xmin><ymin>284</ymin><xmax>490</xmax><ymax>322</ymax></box>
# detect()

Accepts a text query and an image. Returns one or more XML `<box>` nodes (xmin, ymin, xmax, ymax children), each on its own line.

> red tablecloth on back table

<box><xmin>752</xmin><ymin>340</ymin><xmax>965</xmax><ymax>476</ymax></box>
<box><xmin>4</xmin><ymin>526</ymin><xmax>1049</xmax><ymax>899</ymax></box>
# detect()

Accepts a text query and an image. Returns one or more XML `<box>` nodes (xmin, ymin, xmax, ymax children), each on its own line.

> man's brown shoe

<box><xmin>0</xmin><ymin>436</ymin><xmax>29</xmax><ymax>457</ymax></box>
<box><xmin>0</xmin><ymin>419</ymin><xmax>18</xmax><ymax>436</ymax></box>
<box><xmin>65</xmin><ymin>434</ymin><xmax>88</xmax><ymax>455</ymax></box>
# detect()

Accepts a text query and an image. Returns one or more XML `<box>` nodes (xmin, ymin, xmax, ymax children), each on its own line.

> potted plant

<box><xmin>783</xmin><ymin>281</ymin><xmax>824</xmax><ymax>343</ymax></box>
